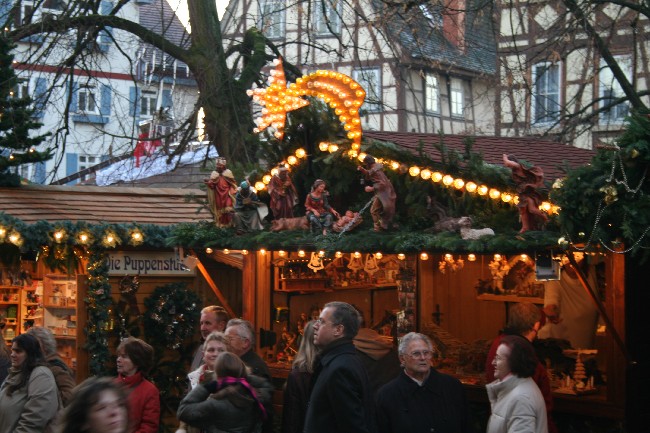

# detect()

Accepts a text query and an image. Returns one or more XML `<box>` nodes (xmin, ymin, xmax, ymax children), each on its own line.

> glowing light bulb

<box><xmin>255</xmin><ymin>181</ymin><xmax>265</xmax><ymax>191</ymax></box>
<box><xmin>489</xmin><ymin>189</ymin><xmax>501</xmax><ymax>199</ymax></box>
<box><xmin>79</xmin><ymin>233</ymin><xmax>89</xmax><ymax>243</ymax></box>
<box><xmin>319</xmin><ymin>142</ymin><xmax>330</xmax><ymax>152</ymax></box>
<box><xmin>335</xmin><ymin>251</ymin><xmax>343</xmax><ymax>258</ymax></box>
<box><xmin>205</xmin><ymin>248</ymin><xmax>213</xmax><ymax>254</ymax></box>
<box><xmin>494</xmin><ymin>254</ymin><xmax>502</xmax><ymax>261</ymax></box>
<box><xmin>397</xmin><ymin>253</ymin><xmax>406</xmax><ymax>260</ymax></box>
<box><xmin>453</xmin><ymin>178</ymin><xmax>465</xmax><ymax>190</ymax></box>
<box><xmin>467</xmin><ymin>254</ymin><xmax>476</xmax><ymax>262</ymax></box>
<box><xmin>259</xmin><ymin>249</ymin><xmax>266</xmax><ymax>255</ymax></box>
<box><xmin>278</xmin><ymin>250</ymin><xmax>287</xmax><ymax>257</ymax></box>
<box><xmin>295</xmin><ymin>148</ymin><xmax>306</xmax><ymax>158</ymax></box>
<box><xmin>328</xmin><ymin>144</ymin><xmax>339</xmax><ymax>153</ymax></box>
<box><xmin>54</xmin><ymin>231</ymin><xmax>64</xmax><ymax>241</ymax></box>
<box><xmin>241</xmin><ymin>249</ymin><xmax>249</xmax><ymax>255</ymax></box>
<box><xmin>420</xmin><ymin>252</ymin><xmax>429</xmax><ymax>260</ymax></box>
<box><xmin>353</xmin><ymin>251</ymin><xmax>361</xmax><ymax>258</ymax></box>
<box><xmin>263</xmin><ymin>175</ymin><xmax>272</xmax><ymax>184</ymax></box>
<box><xmin>318</xmin><ymin>250</ymin><xmax>325</xmax><ymax>257</ymax></box>
<box><xmin>465</xmin><ymin>182</ymin><xmax>477</xmax><ymax>193</ymax></box>
<box><xmin>478</xmin><ymin>185</ymin><xmax>489</xmax><ymax>196</ymax></box>
<box><xmin>501</xmin><ymin>193</ymin><xmax>513</xmax><ymax>203</ymax></box>
<box><xmin>442</xmin><ymin>175</ymin><xmax>454</xmax><ymax>186</ymax></box>
<box><xmin>420</xmin><ymin>169</ymin><xmax>432</xmax><ymax>180</ymax></box>
<box><xmin>374</xmin><ymin>252</ymin><xmax>383</xmax><ymax>260</ymax></box>
<box><xmin>287</xmin><ymin>155</ymin><xmax>298</xmax><ymax>165</ymax></box>
<box><xmin>408</xmin><ymin>166</ymin><xmax>421</xmax><ymax>177</ymax></box>
<box><xmin>223</xmin><ymin>249</ymin><xmax>230</xmax><ymax>254</ymax></box>
<box><xmin>431</xmin><ymin>172</ymin><xmax>443</xmax><ymax>182</ymax></box>
<box><xmin>298</xmin><ymin>250</ymin><xmax>306</xmax><ymax>257</ymax></box>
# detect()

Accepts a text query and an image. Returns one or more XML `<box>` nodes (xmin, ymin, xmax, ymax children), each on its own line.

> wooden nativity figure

<box><xmin>358</xmin><ymin>155</ymin><xmax>397</xmax><ymax>232</ymax></box>
<box><xmin>502</xmin><ymin>154</ymin><xmax>548</xmax><ymax>233</ymax></box>
<box><xmin>268</xmin><ymin>165</ymin><xmax>298</xmax><ymax>219</ymax></box>
<box><xmin>204</xmin><ymin>157</ymin><xmax>237</xmax><ymax>227</ymax></box>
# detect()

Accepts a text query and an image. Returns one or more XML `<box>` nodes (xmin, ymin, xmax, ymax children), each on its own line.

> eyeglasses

<box><xmin>315</xmin><ymin>317</ymin><xmax>339</xmax><ymax>327</ymax></box>
<box><xmin>406</xmin><ymin>350</ymin><xmax>433</xmax><ymax>359</ymax></box>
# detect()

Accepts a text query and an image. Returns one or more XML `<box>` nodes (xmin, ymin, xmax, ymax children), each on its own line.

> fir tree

<box><xmin>0</xmin><ymin>35</ymin><xmax>51</xmax><ymax>187</ymax></box>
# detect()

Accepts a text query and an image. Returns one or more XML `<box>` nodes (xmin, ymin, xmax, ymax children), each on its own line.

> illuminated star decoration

<box><xmin>247</xmin><ymin>58</ymin><xmax>309</xmax><ymax>140</ymax></box>
<box><xmin>248</xmin><ymin>58</ymin><xmax>366</xmax><ymax>148</ymax></box>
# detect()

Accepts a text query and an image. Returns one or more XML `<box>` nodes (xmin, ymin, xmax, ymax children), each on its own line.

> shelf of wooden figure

<box><xmin>277</xmin><ymin>278</ymin><xmax>330</xmax><ymax>292</ymax></box>
<box><xmin>43</xmin><ymin>303</ymin><xmax>77</xmax><ymax>309</ymax></box>
<box><xmin>476</xmin><ymin>294</ymin><xmax>544</xmax><ymax>304</ymax></box>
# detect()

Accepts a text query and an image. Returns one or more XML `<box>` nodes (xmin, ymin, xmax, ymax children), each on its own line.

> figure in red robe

<box><xmin>134</xmin><ymin>128</ymin><xmax>161</xmax><ymax>167</ymax></box>
<box><xmin>204</xmin><ymin>157</ymin><xmax>237</xmax><ymax>227</ymax></box>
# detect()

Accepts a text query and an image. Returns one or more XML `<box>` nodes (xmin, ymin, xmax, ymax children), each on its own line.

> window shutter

<box><xmin>66</xmin><ymin>153</ymin><xmax>78</xmax><ymax>178</ymax></box>
<box><xmin>162</xmin><ymin>89</ymin><xmax>172</xmax><ymax>109</ymax></box>
<box><xmin>99</xmin><ymin>0</ymin><xmax>113</xmax><ymax>52</ymax></box>
<box><xmin>129</xmin><ymin>86</ymin><xmax>141</xmax><ymax>118</ymax></box>
<box><xmin>0</xmin><ymin>0</ymin><xmax>13</xmax><ymax>26</ymax></box>
<box><xmin>34</xmin><ymin>161</ymin><xmax>46</xmax><ymax>184</ymax></box>
<box><xmin>69</xmin><ymin>81</ymin><xmax>79</xmax><ymax>112</ymax></box>
<box><xmin>100</xmin><ymin>84</ymin><xmax>111</xmax><ymax>116</ymax></box>
<box><xmin>33</xmin><ymin>77</ymin><xmax>47</xmax><ymax>118</ymax></box>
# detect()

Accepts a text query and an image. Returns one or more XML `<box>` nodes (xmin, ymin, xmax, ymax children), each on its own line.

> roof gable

<box><xmin>0</xmin><ymin>185</ymin><xmax>210</xmax><ymax>225</ymax></box>
<box><xmin>364</xmin><ymin>131</ymin><xmax>595</xmax><ymax>181</ymax></box>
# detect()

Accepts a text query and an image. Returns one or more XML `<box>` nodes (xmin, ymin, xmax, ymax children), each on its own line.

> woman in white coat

<box><xmin>486</xmin><ymin>335</ymin><xmax>548</xmax><ymax>433</ymax></box>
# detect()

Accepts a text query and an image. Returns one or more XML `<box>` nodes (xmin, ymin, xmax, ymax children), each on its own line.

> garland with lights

<box><xmin>85</xmin><ymin>248</ymin><xmax>112</xmax><ymax>375</ymax></box>
<box><xmin>552</xmin><ymin>112</ymin><xmax>650</xmax><ymax>258</ymax></box>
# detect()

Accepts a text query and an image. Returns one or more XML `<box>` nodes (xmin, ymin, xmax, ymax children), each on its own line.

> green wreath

<box><xmin>143</xmin><ymin>283</ymin><xmax>201</xmax><ymax>350</ymax></box>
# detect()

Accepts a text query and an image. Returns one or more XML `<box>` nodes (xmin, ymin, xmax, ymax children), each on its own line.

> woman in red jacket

<box><xmin>115</xmin><ymin>337</ymin><xmax>160</xmax><ymax>433</ymax></box>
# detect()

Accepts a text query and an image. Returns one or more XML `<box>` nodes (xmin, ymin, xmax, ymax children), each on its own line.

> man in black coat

<box><xmin>375</xmin><ymin>332</ymin><xmax>471</xmax><ymax>433</ymax></box>
<box><xmin>304</xmin><ymin>301</ymin><xmax>376</xmax><ymax>433</ymax></box>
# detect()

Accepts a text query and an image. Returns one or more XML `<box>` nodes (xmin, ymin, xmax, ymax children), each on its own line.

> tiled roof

<box><xmin>376</xmin><ymin>0</ymin><xmax>497</xmax><ymax>75</ymax></box>
<box><xmin>0</xmin><ymin>185</ymin><xmax>210</xmax><ymax>225</ymax></box>
<box><xmin>364</xmin><ymin>131</ymin><xmax>595</xmax><ymax>181</ymax></box>
<box><xmin>139</xmin><ymin>0</ymin><xmax>192</xmax><ymax>71</ymax></box>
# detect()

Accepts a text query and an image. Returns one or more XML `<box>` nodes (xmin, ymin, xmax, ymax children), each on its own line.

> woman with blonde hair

<box><xmin>178</xmin><ymin>352</ymin><xmax>272</xmax><ymax>433</ymax></box>
<box><xmin>281</xmin><ymin>320</ymin><xmax>319</xmax><ymax>433</ymax></box>
<box><xmin>175</xmin><ymin>332</ymin><xmax>227</xmax><ymax>433</ymax></box>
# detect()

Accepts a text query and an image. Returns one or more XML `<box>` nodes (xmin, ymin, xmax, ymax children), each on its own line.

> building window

<box><xmin>259</xmin><ymin>0</ymin><xmax>285</xmax><ymax>40</ymax></box>
<box><xmin>425</xmin><ymin>74</ymin><xmax>439</xmax><ymax>113</ymax></box>
<box><xmin>599</xmin><ymin>55</ymin><xmax>631</xmax><ymax>124</ymax></box>
<box><xmin>140</xmin><ymin>90</ymin><xmax>157</xmax><ymax>117</ymax></box>
<box><xmin>450</xmin><ymin>77</ymin><xmax>464</xmax><ymax>117</ymax></box>
<box><xmin>77</xmin><ymin>85</ymin><xmax>99</xmax><ymax>114</ymax></box>
<box><xmin>12</xmin><ymin>79</ymin><xmax>30</xmax><ymax>99</ymax></box>
<box><xmin>78</xmin><ymin>154</ymin><xmax>99</xmax><ymax>181</ymax></box>
<box><xmin>419</xmin><ymin>3</ymin><xmax>442</xmax><ymax>28</ymax></box>
<box><xmin>532</xmin><ymin>62</ymin><xmax>561</xmax><ymax>124</ymax></box>
<box><xmin>314</xmin><ymin>0</ymin><xmax>341</xmax><ymax>35</ymax></box>
<box><xmin>353</xmin><ymin>68</ymin><xmax>381</xmax><ymax>113</ymax></box>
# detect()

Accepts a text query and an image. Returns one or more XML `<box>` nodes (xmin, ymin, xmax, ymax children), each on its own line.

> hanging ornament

<box><xmin>307</xmin><ymin>252</ymin><xmax>324</xmax><ymax>272</ymax></box>
<box><xmin>363</xmin><ymin>254</ymin><xmax>379</xmax><ymax>275</ymax></box>
<box><xmin>347</xmin><ymin>253</ymin><xmax>363</xmax><ymax>271</ymax></box>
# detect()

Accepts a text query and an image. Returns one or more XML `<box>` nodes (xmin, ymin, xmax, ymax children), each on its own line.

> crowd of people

<box><xmin>0</xmin><ymin>300</ymin><xmax>553</xmax><ymax>433</ymax></box>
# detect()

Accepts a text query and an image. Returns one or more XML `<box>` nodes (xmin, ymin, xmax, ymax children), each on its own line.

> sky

<box><xmin>170</xmin><ymin>0</ymin><xmax>229</xmax><ymax>30</ymax></box>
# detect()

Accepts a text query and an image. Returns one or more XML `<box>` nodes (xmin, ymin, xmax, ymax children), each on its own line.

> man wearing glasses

<box><xmin>375</xmin><ymin>332</ymin><xmax>470</xmax><ymax>433</ymax></box>
<box><xmin>304</xmin><ymin>301</ymin><xmax>376</xmax><ymax>433</ymax></box>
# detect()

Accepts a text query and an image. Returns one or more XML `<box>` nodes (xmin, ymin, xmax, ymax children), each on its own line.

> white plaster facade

<box><xmin>3</xmin><ymin>0</ymin><xmax>199</xmax><ymax>184</ymax></box>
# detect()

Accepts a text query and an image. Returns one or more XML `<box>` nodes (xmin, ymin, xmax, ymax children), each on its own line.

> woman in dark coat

<box><xmin>281</xmin><ymin>320</ymin><xmax>319</xmax><ymax>433</ymax></box>
<box><xmin>178</xmin><ymin>352</ymin><xmax>272</xmax><ymax>433</ymax></box>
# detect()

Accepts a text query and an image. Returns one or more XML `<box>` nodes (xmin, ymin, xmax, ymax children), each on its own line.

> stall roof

<box><xmin>364</xmin><ymin>132</ymin><xmax>595</xmax><ymax>181</ymax></box>
<box><xmin>0</xmin><ymin>184</ymin><xmax>210</xmax><ymax>225</ymax></box>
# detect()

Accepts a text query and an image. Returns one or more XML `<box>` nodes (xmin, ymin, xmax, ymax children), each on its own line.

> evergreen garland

<box><xmin>552</xmin><ymin>112</ymin><xmax>650</xmax><ymax>257</ymax></box>
<box><xmin>85</xmin><ymin>248</ymin><xmax>112</xmax><ymax>376</ymax></box>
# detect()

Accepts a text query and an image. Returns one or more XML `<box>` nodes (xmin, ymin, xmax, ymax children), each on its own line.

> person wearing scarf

<box><xmin>0</xmin><ymin>333</ymin><xmax>59</xmax><ymax>433</ymax></box>
<box><xmin>177</xmin><ymin>352</ymin><xmax>272</xmax><ymax>433</ymax></box>
<box><xmin>115</xmin><ymin>337</ymin><xmax>160</xmax><ymax>433</ymax></box>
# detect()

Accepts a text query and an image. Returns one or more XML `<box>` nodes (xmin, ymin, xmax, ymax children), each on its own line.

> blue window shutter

<box><xmin>34</xmin><ymin>161</ymin><xmax>46</xmax><ymax>184</ymax></box>
<box><xmin>100</xmin><ymin>84</ymin><xmax>111</xmax><ymax>116</ymax></box>
<box><xmin>69</xmin><ymin>81</ymin><xmax>79</xmax><ymax>112</ymax></box>
<box><xmin>129</xmin><ymin>86</ymin><xmax>141</xmax><ymax>118</ymax></box>
<box><xmin>162</xmin><ymin>89</ymin><xmax>172</xmax><ymax>109</ymax></box>
<box><xmin>33</xmin><ymin>77</ymin><xmax>47</xmax><ymax>118</ymax></box>
<box><xmin>66</xmin><ymin>153</ymin><xmax>78</xmax><ymax>177</ymax></box>
<box><xmin>0</xmin><ymin>0</ymin><xmax>12</xmax><ymax>20</ymax></box>
<box><xmin>99</xmin><ymin>0</ymin><xmax>113</xmax><ymax>52</ymax></box>
<box><xmin>100</xmin><ymin>154</ymin><xmax>110</xmax><ymax>162</ymax></box>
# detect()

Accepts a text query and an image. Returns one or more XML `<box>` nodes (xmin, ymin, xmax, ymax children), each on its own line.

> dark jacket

<box><xmin>281</xmin><ymin>368</ymin><xmax>312</xmax><ymax>433</ymax></box>
<box><xmin>177</xmin><ymin>374</ymin><xmax>272</xmax><ymax>433</ymax></box>
<box><xmin>240</xmin><ymin>350</ymin><xmax>273</xmax><ymax>433</ymax></box>
<box><xmin>375</xmin><ymin>368</ymin><xmax>470</xmax><ymax>433</ymax></box>
<box><xmin>304</xmin><ymin>338</ymin><xmax>376</xmax><ymax>433</ymax></box>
